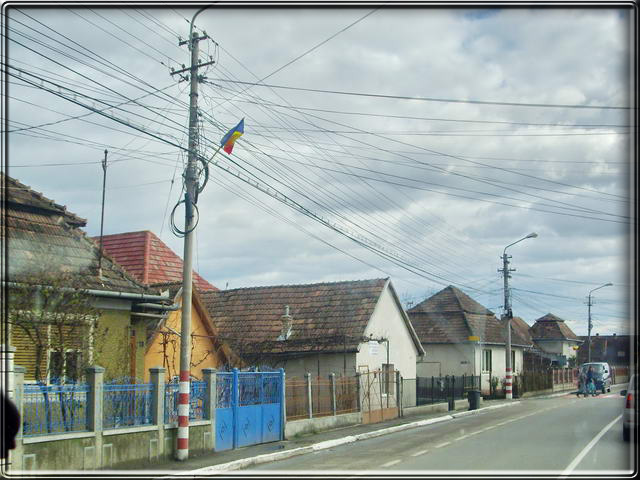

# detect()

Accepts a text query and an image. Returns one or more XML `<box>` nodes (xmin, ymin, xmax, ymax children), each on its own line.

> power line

<box><xmin>205</xmin><ymin>77</ymin><xmax>631</xmax><ymax>110</ymax></box>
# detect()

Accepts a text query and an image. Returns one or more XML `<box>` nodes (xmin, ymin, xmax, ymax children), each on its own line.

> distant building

<box><xmin>576</xmin><ymin>334</ymin><xmax>633</xmax><ymax>366</ymax></box>
<box><xmin>529</xmin><ymin>313</ymin><xmax>582</xmax><ymax>366</ymax></box>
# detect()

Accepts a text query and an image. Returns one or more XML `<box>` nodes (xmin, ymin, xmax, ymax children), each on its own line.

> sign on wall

<box><xmin>368</xmin><ymin>340</ymin><xmax>379</xmax><ymax>356</ymax></box>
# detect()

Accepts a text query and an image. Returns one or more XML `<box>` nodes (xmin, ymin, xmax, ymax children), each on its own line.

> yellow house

<box><xmin>143</xmin><ymin>282</ymin><xmax>234</xmax><ymax>381</ymax></box>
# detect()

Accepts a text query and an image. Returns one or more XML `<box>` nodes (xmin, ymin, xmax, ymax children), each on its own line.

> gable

<box><xmin>97</xmin><ymin>231</ymin><xmax>218</xmax><ymax>292</ymax></box>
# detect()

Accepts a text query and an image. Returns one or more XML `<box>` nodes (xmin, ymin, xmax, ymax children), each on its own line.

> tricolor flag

<box><xmin>220</xmin><ymin>118</ymin><xmax>244</xmax><ymax>154</ymax></box>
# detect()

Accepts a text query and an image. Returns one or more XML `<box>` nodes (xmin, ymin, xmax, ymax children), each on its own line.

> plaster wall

<box><xmin>356</xmin><ymin>284</ymin><xmax>418</xmax><ymax>379</ymax></box>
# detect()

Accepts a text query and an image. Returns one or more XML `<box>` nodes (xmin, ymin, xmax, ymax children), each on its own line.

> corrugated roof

<box><xmin>531</xmin><ymin>313</ymin><xmax>580</xmax><ymax>341</ymax></box>
<box><xmin>407</xmin><ymin>285</ymin><xmax>531</xmax><ymax>347</ymax></box>
<box><xmin>95</xmin><ymin>231</ymin><xmax>218</xmax><ymax>292</ymax></box>
<box><xmin>1</xmin><ymin>174</ymin><xmax>149</xmax><ymax>293</ymax></box>
<box><xmin>200</xmin><ymin>278</ymin><xmax>393</xmax><ymax>354</ymax></box>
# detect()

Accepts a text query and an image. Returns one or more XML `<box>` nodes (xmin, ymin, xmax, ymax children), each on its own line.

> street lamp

<box><xmin>500</xmin><ymin>232</ymin><xmax>537</xmax><ymax>400</ymax></box>
<box><xmin>587</xmin><ymin>283</ymin><xmax>613</xmax><ymax>362</ymax></box>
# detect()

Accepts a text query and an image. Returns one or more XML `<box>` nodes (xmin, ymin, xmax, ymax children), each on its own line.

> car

<box><xmin>620</xmin><ymin>374</ymin><xmax>636</xmax><ymax>442</ymax></box>
<box><xmin>579</xmin><ymin>362</ymin><xmax>612</xmax><ymax>394</ymax></box>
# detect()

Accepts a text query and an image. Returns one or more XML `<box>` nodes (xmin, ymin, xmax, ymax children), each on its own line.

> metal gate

<box><xmin>215</xmin><ymin>369</ymin><xmax>284</xmax><ymax>451</ymax></box>
<box><xmin>358</xmin><ymin>369</ymin><xmax>399</xmax><ymax>424</ymax></box>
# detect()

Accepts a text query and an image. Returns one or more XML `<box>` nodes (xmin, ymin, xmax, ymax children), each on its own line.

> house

<box><xmin>93</xmin><ymin>231</ymin><xmax>233</xmax><ymax>381</ymax></box>
<box><xmin>407</xmin><ymin>285</ymin><xmax>532</xmax><ymax>393</ymax></box>
<box><xmin>529</xmin><ymin>313</ymin><xmax>582</xmax><ymax>366</ymax></box>
<box><xmin>575</xmin><ymin>333</ymin><xmax>632</xmax><ymax>366</ymax></box>
<box><xmin>142</xmin><ymin>281</ymin><xmax>235</xmax><ymax>382</ymax></box>
<box><xmin>200</xmin><ymin>278</ymin><xmax>424</xmax><ymax>380</ymax></box>
<box><xmin>1</xmin><ymin>174</ymin><xmax>173</xmax><ymax>382</ymax></box>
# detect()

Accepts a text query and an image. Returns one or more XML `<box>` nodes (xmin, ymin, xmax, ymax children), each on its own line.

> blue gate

<box><xmin>215</xmin><ymin>369</ymin><xmax>284</xmax><ymax>451</ymax></box>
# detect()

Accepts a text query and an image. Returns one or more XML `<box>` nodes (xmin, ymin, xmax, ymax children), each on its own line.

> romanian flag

<box><xmin>220</xmin><ymin>118</ymin><xmax>244</xmax><ymax>154</ymax></box>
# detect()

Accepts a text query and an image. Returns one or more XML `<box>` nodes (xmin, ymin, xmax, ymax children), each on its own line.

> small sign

<box><xmin>368</xmin><ymin>340</ymin><xmax>379</xmax><ymax>356</ymax></box>
<box><xmin>468</xmin><ymin>336</ymin><xmax>480</xmax><ymax>342</ymax></box>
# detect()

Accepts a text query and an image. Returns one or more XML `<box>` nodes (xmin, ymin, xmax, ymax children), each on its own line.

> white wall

<box><xmin>356</xmin><ymin>283</ymin><xmax>419</xmax><ymax>380</ymax></box>
<box><xmin>536</xmin><ymin>340</ymin><xmax>578</xmax><ymax>359</ymax></box>
<box><xmin>417</xmin><ymin>343</ymin><xmax>475</xmax><ymax>377</ymax></box>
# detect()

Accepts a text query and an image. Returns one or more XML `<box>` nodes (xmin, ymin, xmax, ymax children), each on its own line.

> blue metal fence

<box><xmin>164</xmin><ymin>380</ymin><xmax>208</xmax><ymax>424</ymax></box>
<box><xmin>22</xmin><ymin>382</ymin><xmax>90</xmax><ymax>437</ymax></box>
<box><xmin>103</xmin><ymin>382</ymin><xmax>153</xmax><ymax>429</ymax></box>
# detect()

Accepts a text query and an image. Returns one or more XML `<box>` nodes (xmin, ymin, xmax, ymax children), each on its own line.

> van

<box><xmin>580</xmin><ymin>362</ymin><xmax>612</xmax><ymax>394</ymax></box>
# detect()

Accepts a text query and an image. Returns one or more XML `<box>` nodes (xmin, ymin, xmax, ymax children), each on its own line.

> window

<box><xmin>48</xmin><ymin>350</ymin><xmax>82</xmax><ymax>383</ymax></box>
<box><xmin>482</xmin><ymin>349</ymin><xmax>492</xmax><ymax>373</ymax></box>
<box><xmin>382</xmin><ymin>363</ymin><xmax>394</xmax><ymax>395</ymax></box>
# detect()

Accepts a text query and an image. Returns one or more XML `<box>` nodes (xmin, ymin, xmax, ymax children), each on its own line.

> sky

<box><xmin>4</xmin><ymin>4</ymin><xmax>635</xmax><ymax>338</ymax></box>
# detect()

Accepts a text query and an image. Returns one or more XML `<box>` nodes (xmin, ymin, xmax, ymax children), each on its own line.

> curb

<box><xmin>173</xmin><ymin>401</ymin><xmax>521</xmax><ymax>474</ymax></box>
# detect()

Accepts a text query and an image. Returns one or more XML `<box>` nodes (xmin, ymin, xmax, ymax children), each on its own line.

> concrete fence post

<box><xmin>329</xmin><ymin>373</ymin><xmax>336</xmax><ymax>416</ymax></box>
<box><xmin>0</xmin><ymin>345</ymin><xmax>16</xmax><ymax>399</ymax></box>
<box><xmin>7</xmin><ymin>366</ymin><xmax>25</xmax><ymax>471</ymax></box>
<box><xmin>280</xmin><ymin>368</ymin><xmax>286</xmax><ymax>441</ymax></box>
<box><xmin>305</xmin><ymin>373</ymin><xmax>312</xmax><ymax>419</ymax></box>
<box><xmin>150</xmin><ymin>367</ymin><xmax>166</xmax><ymax>425</ymax></box>
<box><xmin>86</xmin><ymin>365</ymin><xmax>104</xmax><ymax>468</ymax></box>
<box><xmin>202</xmin><ymin>368</ymin><xmax>217</xmax><ymax>450</ymax></box>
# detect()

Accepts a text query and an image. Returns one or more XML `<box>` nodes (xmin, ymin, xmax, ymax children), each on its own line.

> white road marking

<box><xmin>456</xmin><ymin>434</ymin><xmax>470</xmax><ymax>440</ymax></box>
<box><xmin>435</xmin><ymin>441</ymin><xmax>451</xmax><ymax>448</ymax></box>
<box><xmin>411</xmin><ymin>450</ymin><xmax>429</xmax><ymax>457</ymax></box>
<box><xmin>559</xmin><ymin>415</ymin><xmax>622</xmax><ymax>478</ymax></box>
<box><xmin>381</xmin><ymin>459</ymin><xmax>402</xmax><ymax>468</ymax></box>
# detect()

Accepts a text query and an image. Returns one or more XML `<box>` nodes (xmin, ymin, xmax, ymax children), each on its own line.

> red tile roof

<box><xmin>200</xmin><ymin>278</ymin><xmax>393</xmax><ymax>354</ymax></box>
<box><xmin>95</xmin><ymin>231</ymin><xmax>218</xmax><ymax>292</ymax></box>
<box><xmin>530</xmin><ymin>313</ymin><xmax>580</xmax><ymax>341</ymax></box>
<box><xmin>407</xmin><ymin>285</ymin><xmax>531</xmax><ymax>347</ymax></box>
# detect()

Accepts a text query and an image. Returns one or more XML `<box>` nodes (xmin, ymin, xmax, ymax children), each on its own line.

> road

<box><xmin>248</xmin><ymin>387</ymin><xmax>634</xmax><ymax>474</ymax></box>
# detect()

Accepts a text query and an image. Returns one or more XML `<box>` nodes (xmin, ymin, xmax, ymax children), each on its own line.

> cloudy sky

<box><xmin>5</xmin><ymin>5</ymin><xmax>634</xmax><ymax>337</ymax></box>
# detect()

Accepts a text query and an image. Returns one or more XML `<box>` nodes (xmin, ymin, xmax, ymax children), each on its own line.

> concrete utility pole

<box><xmin>500</xmin><ymin>232</ymin><xmax>537</xmax><ymax>400</ymax></box>
<box><xmin>587</xmin><ymin>283</ymin><xmax>613</xmax><ymax>362</ymax></box>
<box><xmin>170</xmin><ymin>7</ymin><xmax>214</xmax><ymax>462</ymax></box>
<box><xmin>98</xmin><ymin>149</ymin><xmax>108</xmax><ymax>276</ymax></box>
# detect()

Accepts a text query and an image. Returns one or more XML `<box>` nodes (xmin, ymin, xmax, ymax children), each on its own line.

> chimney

<box><xmin>277</xmin><ymin>305</ymin><xmax>293</xmax><ymax>341</ymax></box>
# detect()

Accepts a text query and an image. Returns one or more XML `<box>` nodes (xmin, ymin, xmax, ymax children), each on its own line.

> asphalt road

<box><xmin>249</xmin><ymin>387</ymin><xmax>634</xmax><ymax>474</ymax></box>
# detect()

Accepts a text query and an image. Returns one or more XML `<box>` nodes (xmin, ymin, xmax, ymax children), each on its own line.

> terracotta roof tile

<box><xmin>407</xmin><ymin>285</ymin><xmax>531</xmax><ymax>347</ymax></box>
<box><xmin>530</xmin><ymin>313</ymin><xmax>580</xmax><ymax>341</ymax></box>
<box><xmin>1</xmin><ymin>173</ymin><xmax>150</xmax><ymax>293</ymax></box>
<box><xmin>200</xmin><ymin>278</ymin><xmax>389</xmax><ymax>354</ymax></box>
<box><xmin>95</xmin><ymin>231</ymin><xmax>218</xmax><ymax>292</ymax></box>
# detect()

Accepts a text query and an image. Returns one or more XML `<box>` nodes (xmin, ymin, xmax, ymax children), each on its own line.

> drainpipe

<box><xmin>3</xmin><ymin>282</ymin><xmax>173</xmax><ymax>303</ymax></box>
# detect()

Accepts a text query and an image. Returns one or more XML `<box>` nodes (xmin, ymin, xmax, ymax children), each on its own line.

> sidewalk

<box><xmin>115</xmin><ymin>397</ymin><xmax>519</xmax><ymax>474</ymax></box>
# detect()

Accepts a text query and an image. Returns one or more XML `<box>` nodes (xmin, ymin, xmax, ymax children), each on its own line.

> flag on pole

<box><xmin>220</xmin><ymin>118</ymin><xmax>244</xmax><ymax>154</ymax></box>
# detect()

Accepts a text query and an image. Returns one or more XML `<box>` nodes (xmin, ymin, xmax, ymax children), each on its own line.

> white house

<box><xmin>201</xmin><ymin>278</ymin><xmax>424</xmax><ymax>406</ymax></box>
<box><xmin>407</xmin><ymin>285</ymin><xmax>532</xmax><ymax>395</ymax></box>
<box><xmin>530</xmin><ymin>313</ymin><xmax>582</xmax><ymax>366</ymax></box>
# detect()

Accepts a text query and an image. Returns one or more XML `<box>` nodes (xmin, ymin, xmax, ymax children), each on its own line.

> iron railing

<box><xmin>103</xmin><ymin>382</ymin><xmax>153</xmax><ymax>429</ymax></box>
<box><xmin>22</xmin><ymin>382</ymin><xmax>90</xmax><ymax>436</ymax></box>
<box><xmin>416</xmin><ymin>375</ymin><xmax>479</xmax><ymax>406</ymax></box>
<box><xmin>164</xmin><ymin>380</ymin><xmax>208</xmax><ymax>424</ymax></box>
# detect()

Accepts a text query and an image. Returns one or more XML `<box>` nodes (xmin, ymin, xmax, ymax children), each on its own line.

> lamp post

<box><xmin>500</xmin><ymin>232</ymin><xmax>537</xmax><ymax>400</ymax></box>
<box><xmin>587</xmin><ymin>283</ymin><xmax>613</xmax><ymax>362</ymax></box>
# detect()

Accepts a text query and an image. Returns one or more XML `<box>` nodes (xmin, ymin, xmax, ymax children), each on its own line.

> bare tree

<box><xmin>7</xmin><ymin>272</ymin><xmax>102</xmax><ymax>432</ymax></box>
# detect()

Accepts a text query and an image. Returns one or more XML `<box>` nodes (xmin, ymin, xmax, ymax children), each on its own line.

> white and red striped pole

<box><xmin>176</xmin><ymin>369</ymin><xmax>191</xmax><ymax>458</ymax></box>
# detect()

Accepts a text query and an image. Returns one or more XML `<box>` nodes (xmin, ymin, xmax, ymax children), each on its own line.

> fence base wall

<box><xmin>15</xmin><ymin>423</ymin><xmax>213</xmax><ymax>471</ymax></box>
<box><xmin>403</xmin><ymin>402</ymin><xmax>449</xmax><ymax>417</ymax></box>
<box><xmin>285</xmin><ymin>412</ymin><xmax>361</xmax><ymax>439</ymax></box>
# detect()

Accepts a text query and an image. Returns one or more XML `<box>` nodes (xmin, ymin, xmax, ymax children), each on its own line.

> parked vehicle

<box><xmin>579</xmin><ymin>362</ymin><xmax>612</xmax><ymax>394</ymax></box>
<box><xmin>620</xmin><ymin>374</ymin><xmax>636</xmax><ymax>442</ymax></box>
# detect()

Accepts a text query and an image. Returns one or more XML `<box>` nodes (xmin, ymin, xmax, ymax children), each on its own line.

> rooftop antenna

<box><xmin>98</xmin><ymin>149</ymin><xmax>108</xmax><ymax>277</ymax></box>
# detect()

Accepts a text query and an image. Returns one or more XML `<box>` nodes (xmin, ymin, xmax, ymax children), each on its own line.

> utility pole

<box><xmin>170</xmin><ymin>7</ymin><xmax>214</xmax><ymax>462</ymax></box>
<box><xmin>587</xmin><ymin>283</ymin><xmax>613</xmax><ymax>363</ymax></box>
<box><xmin>499</xmin><ymin>233</ymin><xmax>537</xmax><ymax>400</ymax></box>
<box><xmin>98</xmin><ymin>149</ymin><xmax>108</xmax><ymax>276</ymax></box>
<box><xmin>499</xmin><ymin>250</ymin><xmax>515</xmax><ymax>400</ymax></box>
